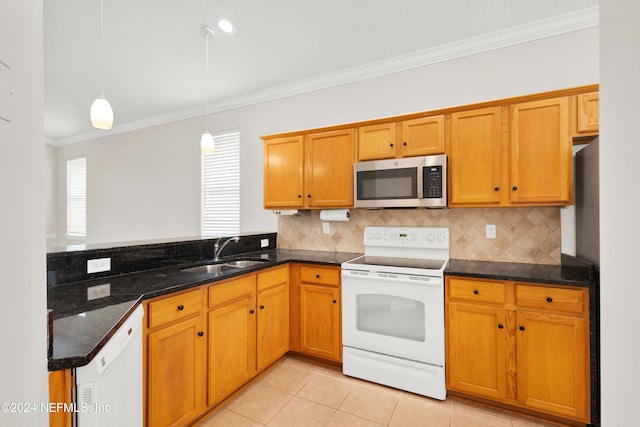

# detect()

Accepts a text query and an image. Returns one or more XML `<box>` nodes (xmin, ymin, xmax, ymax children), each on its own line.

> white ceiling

<box><xmin>44</xmin><ymin>0</ymin><xmax>598</xmax><ymax>145</ymax></box>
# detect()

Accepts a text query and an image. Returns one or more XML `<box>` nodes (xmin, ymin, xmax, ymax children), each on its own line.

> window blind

<box><xmin>201</xmin><ymin>130</ymin><xmax>240</xmax><ymax>236</ymax></box>
<box><xmin>67</xmin><ymin>156</ymin><xmax>87</xmax><ymax>237</ymax></box>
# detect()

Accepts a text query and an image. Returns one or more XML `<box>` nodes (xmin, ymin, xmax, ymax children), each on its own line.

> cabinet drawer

<box><xmin>516</xmin><ymin>285</ymin><xmax>585</xmax><ymax>314</ymax></box>
<box><xmin>448</xmin><ymin>278</ymin><xmax>505</xmax><ymax>304</ymax></box>
<box><xmin>209</xmin><ymin>275</ymin><xmax>256</xmax><ymax>308</ymax></box>
<box><xmin>148</xmin><ymin>289</ymin><xmax>202</xmax><ymax>328</ymax></box>
<box><xmin>300</xmin><ymin>265</ymin><xmax>340</xmax><ymax>286</ymax></box>
<box><xmin>257</xmin><ymin>265</ymin><xmax>289</xmax><ymax>292</ymax></box>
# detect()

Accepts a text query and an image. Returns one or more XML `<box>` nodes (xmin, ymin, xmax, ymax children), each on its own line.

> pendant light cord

<box><xmin>205</xmin><ymin>32</ymin><xmax>210</xmax><ymax>133</ymax></box>
<box><xmin>99</xmin><ymin>0</ymin><xmax>105</xmax><ymax>98</ymax></box>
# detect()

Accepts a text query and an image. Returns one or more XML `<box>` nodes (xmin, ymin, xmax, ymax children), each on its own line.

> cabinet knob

<box><xmin>494</xmin><ymin>187</ymin><xmax>500</xmax><ymax>191</ymax></box>
<box><xmin>332</xmin><ymin>299</ymin><xmax>337</xmax><ymax>304</ymax></box>
<box><xmin>546</xmin><ymin>297</ymin><xmax>553</xmax><ymax>303</ymax></box>
<box><xmin>519</xmin><ymin>325</ymin><xmax>525</xmax><ymax>331</ymax></box>
<box><xmin>177</xmin><ymin>305</ymin><xmax>184</xmax><ymax>311</ymax></box>
<box><xmin>249</xmin><ymin>309</ymin><xmax>255</xmax><ymax>314</ymax></box>
<box><xmin>297</xmin><ymin>194</ymin><xmax>302</xmax><ymax>198</ymax></box>
<box><xmin>197</xmin><ymin>331</ymin><xmax>204</xmax><ymax>337</ymax></box>
<box><xmin>307</xmin><ymin>194</ymin><xmax>311</xmax><ymax>198</ymax></box>
<box><xmin>473</xmin><ymin>289</ymin><xmax>479</xmax><ymax>295</ymax></box>
<box><xmin>498</xmin><ymin>324</ymin><xmax>504</xmax><ymax>329</ymax></box>
<box><xmin>260</xmin><ymin>305</ymin><xmax>265</xmax><ymax>310</ymax></box>
<box><xmin>316</xmin><ymin>274</ymin><xmax>320</xmax><ymax>279</ymax></box>
<box><xmin>389</xmin><ymin>143</ymin><xmax>394</xmax><ymax>147</ymax></box>
<box><xmin>403</xmin><ymin>142</ymin><xmax>407</xmax><ymax>146</ymax></box>
<box><xmin>512</xmin><ymin>186</ymin><xmax>519</xmax><ymax>191</ymax></box>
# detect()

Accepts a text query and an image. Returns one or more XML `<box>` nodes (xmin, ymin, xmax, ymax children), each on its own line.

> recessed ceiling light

<box><xmin>216</xmin><ymin>17</ymin><xmax>237</xmax><ymax>35</ymax></box>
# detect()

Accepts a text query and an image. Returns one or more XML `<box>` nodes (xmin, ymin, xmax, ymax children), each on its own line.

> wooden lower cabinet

<box><xmin>147</xmin><ymin>314</ymin><xmax>206</xmax><ymax>427</ymax></box>
<box><xmin>290</xmin><ymin>263</ymin><xmax>342</xmax><ymax>363</ymax></box>
<box><xmin>256</xmin><ymin>268</ymin><xmax>290</xmax><ymax>370</ymax></box>
<box><xmin>445</xmin><ymin>276</ymin><xmax>590</xmax><ymax>424</ymax></box>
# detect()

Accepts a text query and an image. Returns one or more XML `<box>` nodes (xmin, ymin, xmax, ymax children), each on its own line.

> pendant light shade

<box><xmin>90</xmin><ymin>96</ymin><xmax>113</xmax><ymax>129</ymax></box>
<box><xmin>201</xmin><ymin>132</ymin><xmax>215</xmax><ymax>154</ymax></box>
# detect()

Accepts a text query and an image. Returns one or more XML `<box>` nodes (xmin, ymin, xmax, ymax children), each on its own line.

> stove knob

<box><xmin>437</xmin><ymin>233</ymin><xmax>445</xmax><ymax>242</ymax></box>
<box><xmin>427</xmin><ymin>234</ymin><xmax>435</xmax><ymax>242</ymax></box>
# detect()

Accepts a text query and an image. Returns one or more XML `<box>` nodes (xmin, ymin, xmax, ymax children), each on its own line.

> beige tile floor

<box><xmin>198</xmin><ymin>356</ymin><xmax>568</xmax><ymax>427</ymax></box>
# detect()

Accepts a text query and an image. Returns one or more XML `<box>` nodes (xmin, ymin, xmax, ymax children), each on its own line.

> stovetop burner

<box><xmin>347</xmin><ymin>256</ymin><xmax>446</xmax><ymax>271</ymax></box>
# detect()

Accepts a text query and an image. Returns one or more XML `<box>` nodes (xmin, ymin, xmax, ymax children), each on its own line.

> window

<box><xmin>201</xmin><ymin>130</ymin><xmax>240</xmax><ymax>235</ymax></box>
<box><xmin>66</xmin><ymin>156</ymin><xmax>87</xmax><ymax>238</ymax></box>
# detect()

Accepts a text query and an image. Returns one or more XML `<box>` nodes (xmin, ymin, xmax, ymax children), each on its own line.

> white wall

<box><xmin>600</xmin><ymin>0</ymin><xmax>640</xmax><ymax>425</ymax></box>
<box><xmin>0</xmin><ymin>1</ymin><xmax>48</xmax><ymax>426</ymax></box>
<box><xmin>53</xmin><ymin>27</ymin><xmax>599</xmax><ymax>247</ymax></box>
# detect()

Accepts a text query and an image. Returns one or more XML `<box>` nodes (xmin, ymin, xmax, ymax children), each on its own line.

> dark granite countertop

<box><xmin>445</xmin><ymin>254</ymin><xmax>595</xmax><ymax>287</ymax></box>
<box><xmin>48</xmin><ymin>249</ymin><xmax>361</xmax><ymax>371</ymax></box>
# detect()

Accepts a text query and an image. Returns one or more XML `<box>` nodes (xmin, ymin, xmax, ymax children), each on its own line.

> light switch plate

<box><xmin>322</xmin><ymin>222</ymin><xmax>330</xmax><ymax>234</ymax></box>
<box><xmin>486</xmin><ymin>224</ymin><xmax>497</xmax><ymax>239</ymax></box>
<box><xmin>87</xmin><ymin>257</ymin><xmax>111</xmax><ymax>274</ymax></box>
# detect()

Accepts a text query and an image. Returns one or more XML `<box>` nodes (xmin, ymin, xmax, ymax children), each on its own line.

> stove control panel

<box><xmin>364</xmin><ymin>226</ymin><xmax>449</xmax><ymax>250</ymax></box>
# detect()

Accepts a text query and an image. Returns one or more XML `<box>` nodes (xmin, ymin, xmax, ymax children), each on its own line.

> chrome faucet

<box><xmin>213</xmin><ymin>236</ymin><xmax>240</xmax><ymax>261</ymax></box>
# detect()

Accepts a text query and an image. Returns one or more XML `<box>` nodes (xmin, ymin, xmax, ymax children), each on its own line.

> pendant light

<box><xmin>200</xmin><ymin>26</ymin><xmax>215</xmax><ymax>155</ymax></box>
<box><xmin>90</xmin><ymin>0</ymin><xmax>113</xmax><ymax>130</ymax></box>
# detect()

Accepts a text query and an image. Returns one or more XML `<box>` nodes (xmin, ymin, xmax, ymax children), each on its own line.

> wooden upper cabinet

<box><xmin>263</xmin><ymin>136</ymin><xmax>304</xmax><ymax>208</ymax></box>
<box><xmin>449</xmin><ymin>107</ymin><xmax>503</xmax><ymax>206</ymax></box>
<box><xmin>400</xmin><ymin>115</ymin><xmax>445</xmax><ymax>157</ymax></box>
<box><xmin>510</xmin><ymin>97</ymin><xmax>572</xmax><ymax>205</ymax></box>
<box><xmin>358</xmin><ymin>123</ymin><xmax>396</xmax><ymax>160</ymax></box>
<box><xmin>575</xmin><ymin>92</ymin><xmax>599</xmax><ymax>135</ymax></box>
<box><xmin>305</xmin><ymin>129</ymin><xmax>355</xmax><ymax>208</ymax></box>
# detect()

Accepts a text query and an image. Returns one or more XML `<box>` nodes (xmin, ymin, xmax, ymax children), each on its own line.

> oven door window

<box><xmin>356</xmin><ymin>294</ymin><xmax>425</xmax><ymax>342</ymax></box>
<box><xmin>356</xmin><ymin>167</ymin><xmax>417</xmax><ymax>200</ymax></box>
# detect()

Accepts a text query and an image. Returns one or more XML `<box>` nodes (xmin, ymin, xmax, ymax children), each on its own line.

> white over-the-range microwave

<box><xmin>353</xmin><ymin>154</ymin><xmax>447</xmax><ymax>208</ymax></box>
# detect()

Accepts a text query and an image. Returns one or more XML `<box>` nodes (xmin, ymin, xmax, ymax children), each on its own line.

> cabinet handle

<box><xmin>546</xmin><ymin>297</ymin><xmax>553</xmax><ymax>303</ymax></box>
<box><xmin>197</xmin><ymin>331</ymin><xmax>204</xmax><ymax>337</ymax></box>
<box><xmin>332</xmin><ymin>299</ymin><xmax>337</xmax><ymax>304</ymax></box>
<box><xmin>494</xmin><ymin>187</ymin><xmax>500</xmax><ymax>191</ymax></box>
<box><xmin>473</xmin><ymin>289</ymin><xmax>479</xmax><ymax>295</ymax></box>
<box><xmin>249</xmin><ymin>309</ymin><xmax>255</xmax><ymax>314</ymax></box>
<box><xmin>512</xmin><ymin>186</ymin><xmax>519</xmax><ymax>191</ymax></box>
<box><xmin>177</xmin><ymin>305</ymin><xmax>184</xmax><ymax>311</ymax></box>
<box><xmin>519</xmin><ymin>325</ymin><xmax>525</xmax><ymax>331</ymax></box>
<box><xmin>498</xmin><ymin>324</ymin><xmax>504</xmax><ymax>329</ymax></box>
<box><xmin>260</xmin><ymin>305</ymin><xmax>265</xmax><ymax>310</ymax></box>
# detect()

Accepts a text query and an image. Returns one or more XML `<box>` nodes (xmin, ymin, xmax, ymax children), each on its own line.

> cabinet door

<box><xmin>516</xmin><ymin>310</ymin><xmax>589</xmax><ymax>422</ymax></box>
<box><xmin>263</xmin><ymin>136</ymin><xmax>304</xmax><ymax>208</ymax></box>
<box><xmin>300</xmin><ymin>283</ymin><xmax>341</xmax><ymax>362</ymax></box>
<box><xmin>358</xmin><ymin>123</ymin><xmax>396</xmax><ymax>160</ymax></box>
<box><xmin>510</xmin><ymin>97</ymin><xmax>572</xmax><ymax>205</ymax></box>
<box><xmin>449</xmin><ymin>107</ymin><xmax>503</xmax><ymax>206</ymax></box>
<box><xmin>306</xmin><ymin>129</ymin><xmax>355</xmax><ymax>207</ymax></box>
<box><xmin>576</xmin><ymin>92</ymin><xmax>599</xmax><ymax>134</ymax></box>
<box><xmin>446</xmin><ymin>301</ymin><xmax>508</xmax><ymax>401</ymax></box>
<box><xmin>400</xmin><ymin>115</ymin><xmax>445</xmax><ymax>157</ymax></box>
<box><xmin>208</xmin><ymin>296</ymin><xmax>257</xmax><ymax>406</ymax></box>
<box><xmin>147</xmin><ymin>316</ymin><xmax>206</xmax><ymax>427</ymax></box>
<box><xmin>257</xmin><ymin>283</ymin><xmax>289</xmax><ymax>371</ymax></box>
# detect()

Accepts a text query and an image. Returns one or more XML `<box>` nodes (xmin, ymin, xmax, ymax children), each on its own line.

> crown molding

<box><xmin>49</xmin><ymin>7</ymin><xmax>598</xmax><ymax>147</ymax></box>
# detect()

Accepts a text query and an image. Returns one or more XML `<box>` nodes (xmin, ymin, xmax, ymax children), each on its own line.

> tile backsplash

<box><xmin>277</xmin><ymin>207</ymin><xmax>561</xmax><ymax>265</ymax></box>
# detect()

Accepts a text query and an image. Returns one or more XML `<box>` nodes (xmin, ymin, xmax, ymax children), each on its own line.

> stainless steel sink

<box><xmin>181</xmin><ymin>258</ymin><xmax>268</xmax><ymax>274</ymax></box>
<box><xmin>181</xmin><ymin>264</ymin><xmax>234</xmax><ymax>274</ymax></box>
<box><xmin>222</xmin><ymin>259</ymin><xmax>268</xmax><ymax>268</ymax></box>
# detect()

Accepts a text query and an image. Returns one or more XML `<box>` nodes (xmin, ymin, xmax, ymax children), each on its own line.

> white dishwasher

<box><xmin>75</xmin><ymin>304</ymin><xmax>144</xmax><ymax>427</ymax></box>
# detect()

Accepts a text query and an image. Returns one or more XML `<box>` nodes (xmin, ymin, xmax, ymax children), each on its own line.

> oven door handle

<box><xmin>343</xmin><ymin>271</ymin><xmax>443</xmax><ymax>286</ymax></box>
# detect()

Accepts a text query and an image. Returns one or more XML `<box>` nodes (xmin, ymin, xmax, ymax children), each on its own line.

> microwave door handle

<box><xmin>417</xmin><ymin>166</ymin><xmax>424</xmax><ymax>200</ymax></box>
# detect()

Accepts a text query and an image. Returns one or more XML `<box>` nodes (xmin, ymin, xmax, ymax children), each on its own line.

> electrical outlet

<box><xmin>322</xmin><ymin>222</ymin><xmax>330</xmax><ymax>234</ymax></box>
<box><xmin>261</xmin><ymin>238</ymin><xmax>269</xmax><ymax>248</ymax></box>
<box><xmin>87</xmin><ymin>257</ymin><xmax>111</xmax><ymax>274</ymax></box>
<box><xmin>486</xmin><ymin>224</ymin><xmax>497</xmax><ymax>239</ymax></box>
<box><xmin>87</xmin><ymin>284</ymin><xmax>111</xmax><ymax>301</ymax></box>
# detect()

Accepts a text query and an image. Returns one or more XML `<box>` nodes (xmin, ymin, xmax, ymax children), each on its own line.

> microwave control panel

<box><xmin>423</xmin><ymin>166</ymin><xmax>443</xmax><ymax>198</ymax></box>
